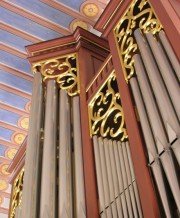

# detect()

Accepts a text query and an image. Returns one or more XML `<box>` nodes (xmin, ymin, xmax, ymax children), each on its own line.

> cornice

<box><xmin>26</xmin><ymin>27</ymin><xmax>109</xmax><ymax>64</ymax></box>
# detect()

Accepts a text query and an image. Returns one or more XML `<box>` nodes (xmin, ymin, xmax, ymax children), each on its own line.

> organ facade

<box><xmin>8</xmin><ymin>0</ymin><xmax>180</xmax><ymax>217</ymax></box>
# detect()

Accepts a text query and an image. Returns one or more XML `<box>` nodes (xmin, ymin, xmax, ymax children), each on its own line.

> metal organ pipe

<box><xmin>146</xmin><ymin>32</ymin><xmax>180</xmax><ymax>118</ymax></box>
<box><xmin>40</xmin><ymin>80</ymin><xmax>58</xmax><ymax>218</ymax></box>
<box><xmin>134</xmin><ymin>29</ymin><xmax>180</xmax><ymax>143</ymax></box>
<box><xmin>158</xmin><ymin>30</ymin><xmax>180</xmax><ymax>81</ymax></box>
<box><xmin>22</xmin><ymin>72</ymin><xmax>43</xmax><ymax>218</ymax></box>
<box><xmin>125</xmin><ymin>142</ymin><xmax>143</xmax><ymax>218</ymax></box>
<box><xmin>93</xmin><ymin>136</ymin><xmax>106</xmax><ymax>214</ymax></box>
<box><xmin>122</xmin><ymin>142</ymin><xmax>138</xmax><ymax>218</ymax></box>
<box><xmin>130</xmin><ymin>75</ymin><xmax>172</xmax><ymax>218</ymax></box>
<box><xmin>59</xmin><ymin>90</ymin><xmax>73</xmax><ymax>218</ymax></box>
<box><xmin>98</xmin><ymin>137</ymin><xmax>110</xmax><ymax>209</ymax></box>
<box><xmin>108</xmin><ymin>140</ymin><xmax>119</xmax><ymax>198</ymax></box>
<box><xmin>113</xmin><ymin>140</ymin><xmax>127</xmax><ymax>218</ymax></box>
<box><xmin>108</xmin><ymin>140</ymin><xmax>123</xmax><ymax>217</ymax></box>
<box><xmin>133</xmin><ymin>30</ymin><xmax>180</xmax><ymax>213</ymax></box>
<box><xmin>103</xmin><ymin>138</ymin><xmax>116</xmax><ymax>217</ymax></box>
<box><xmin>93</xmin><ymin>137</ymin><xmax>143</xmax><ymax>218</ymax></box>
<box><xmin>117</xmin><ymin>141</ymin><xmax>133</xmax><ymax>218</ymax></box>
<box><xmin>72</xmin><ymin>96</ymin><xmax>86</xmax><ymax>218</ymax></box>
<box><xmin>103</xmin><ymin>138</ymin><xmax>115</xmax><ymax>204</ymax></box>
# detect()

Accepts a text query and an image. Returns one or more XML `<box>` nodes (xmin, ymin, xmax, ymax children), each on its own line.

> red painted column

<box><xmin>78</xmin><ymin>47</ymin><xmax>99</xmax><ymax>218</ymax></box>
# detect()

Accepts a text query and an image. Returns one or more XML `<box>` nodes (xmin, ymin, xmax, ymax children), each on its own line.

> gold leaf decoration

<box><xmin>32</xmin><ymin>53</ymin><xmax>79</xmax><ymax>96</ymax></box>
<box><xmin>10</xmin><ymin>168</ymin><xmax>24</xmax><ymax>218</ymax></box>
<box><xmin>88</xmin><ymin>71</ymin><xmax>128</xmax><ymax>141</ymax></box>
<box><xmin>114</xmin><ymin>0</ymin><xmax>162</xmax><ymax>82</ymax></box>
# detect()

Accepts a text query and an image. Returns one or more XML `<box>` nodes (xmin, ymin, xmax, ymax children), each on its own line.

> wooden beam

<box><xmin>0</xmin><ymin>139</ymin><xmax>19</xmax><ymax>148</ymax></box>
<box><xmin>0</xmin><ymin>83</ymin><xmax>31</xmax><ymax>100</ymax></box>
<box><xmin>0</xmin><ymin>43</ymin><xmax>28</xmax><ymax>59</ymax></box>
<box><xmin>0</xmin><ymin>121</ymin><xmax>27</xmax><ymax>135</ymax></box>
<box><xmin>0</xmin><ymin>102</ymin><xmax>29</xmax><ymax>117</ymax></box>
<box><xmin>0</xmin><ymin>22</ymin><xmax>42</xmax><ymax>43</ymax></box>
<box><xmin>0</xmin><ymin>63</ymin><xmax>33</xmax><ymax>82</ymax></box>
<box><xmin>0</xmin><ymin>0</ymin><xmax>71</xmax><ymax>36</ymax></box>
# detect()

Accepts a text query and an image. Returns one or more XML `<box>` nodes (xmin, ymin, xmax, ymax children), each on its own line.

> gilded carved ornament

<box><xmin>114</xmin><ymin>0</ymin><xmax>162</xmax><ymax>82</ymax></box>
<box><xmin>10</xmin><ymin>168</ymin><xmax>24</xmax><ymax>218</ymax></box>
<box><xmin>88</xmin><ymin>71</ymin><xmax>128</xmax><ymax>141</ymax></box>
<box><xmin>32</xmin><ymin>53</ymin><xmax>79</xmax><ymax>96</ymax></box>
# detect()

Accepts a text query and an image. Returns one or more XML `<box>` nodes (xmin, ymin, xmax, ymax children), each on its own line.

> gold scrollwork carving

<box><xmin>114</xmin><ymin>0</ymin><xmax>162</xmax><ymax>82</ymax></box>
<box><xmin>88</xmin><ymin>71</ymin><xmax>128</xmax><ymax>141</ymax></box>
<box><xmin>32</xmin><ymin>53</ymin><xmax>79</xmax><ymax>96</ymax></box>
<box><xmin>10</xmin><ymin>168</ymin><xmax>24</xmax><ymax>218</ymax></box>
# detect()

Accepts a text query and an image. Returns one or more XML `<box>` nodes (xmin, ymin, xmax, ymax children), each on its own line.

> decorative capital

<box><xmin>88</xmin><ymin>71</ymin><xmax>128</xmax><ymax>141</ymax></box>
<box><xmin>114</xmin><ymin>0</ymin><xmax>162</xmax><ymax>82</ymax></box>
<box><xmin>32</xmin><ymin>53</ymin><xmax>79</xmax><ymax>96</ymax></box>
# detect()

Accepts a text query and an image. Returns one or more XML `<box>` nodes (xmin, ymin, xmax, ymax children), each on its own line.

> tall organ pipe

<box><xmin>40</xmin><ymin>80</ymin><xmax>58</xmax><ymax>218</ymax></box>
<box><xmin>59</xmin><ymin>90</ymin><xmax>73</xmax><ymax>218</ymax></box>
<box><xmin>130</xmin><ymin>75</ymin><xmax>172</xmax><ymax>217</ymax></box>
<box><xmin>126</xmin><ymin>142</ymin><xmax>143</xmax><ymax>218</ymax></box>
<box><xmin>103</xmin><ymin>138</ymin><xmax>115</xmax><ymax>203</ymax></box>
<box><xmin>117</xmin><ymin>141</ymin><xmax>133</xmax><ymax>218</ymax></box>
<box><xmin>72</xmin><ymin>96</ymin><xmax>86</xmax><ymax>218</ymax></box>
<box><xmin>122</xmin><ymin>142</ymin><xmax>138</xmax><ymax>218</ymax></box>
<box><xmin>134</xmin><ymin>29</ymin><xmax>179</xmax><ymax>143</ymax></box>
<box><xmin>22</xmin><ymin>72</ymin><xmax>43</xmax><ymax>218</ymax></box>
<box><xmin>98</xmin><ymin>137</ymin><xmax>111</xmax><ymax>209</ymax></box>
<box><xmin>93</xmin><ymin>136</ymin><xmax>105</xmax><ymax>214</ymax></box>
<box><xmin>146</xmin><ymin>32</ymin><xmax>180</xmax><ymax>118</ymax></box>
<box><xmin>113</xmin><ymin>140</ymin><xmax>128</xmax><ymax>218</ymax></box>
<box><xmin>159</xmin><ymin>30</ymin><xmax>180</xmax><ymax>81</ymax></box>
<box><xmin>133</xmin><ymin>48</ymin><xmax>180</xmax><ymax>211</ymax></box>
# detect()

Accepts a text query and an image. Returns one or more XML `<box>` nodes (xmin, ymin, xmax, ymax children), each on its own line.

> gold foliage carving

<box><xmin>114</xmin><ymin>0</ymin><xmax>162</xmax><ymax>82</ymax></box>
<box><xmin>10</xmin><ymin>168</ymin><xmax>24</xmax><ymax>218</ymax></box>
<box><xmin>32</xmin><ymin>53</ymin><xmax>79</xmax><ymax>96</ymax></box>
<box><xmin>88</xmin><ymin>71</ymin><xmax>128</xmax><ymax>141</ymax></box>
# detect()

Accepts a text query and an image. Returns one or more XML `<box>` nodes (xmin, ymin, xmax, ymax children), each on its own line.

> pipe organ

<box><xmin>8</xmin><ymin>0</ymin><xmax>179</xmax><ymax>218</ymax></box>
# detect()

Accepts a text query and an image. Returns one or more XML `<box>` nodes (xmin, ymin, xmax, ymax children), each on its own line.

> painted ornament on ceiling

<box><xmin>6</xmin><ymin>148</ymin><xmax>18</xmax><ymax>160</ymax></box>
<box><xmin>19</xmin><ymin>117</ymin><xmax>29</xmax><ymax>130</ymax></box>
<box><xmin>0</xmin><ymin>180</ymin><xmax>8</xmax><ymax>191</ymax></box>
<box><xmin>13</xmin><ymin>133</ymin><xmax>26</xmax><ymax>145</ymax></box>
<box><xmin>0</xmin><ymin>164</ymin><xmax>10</xmax><ymax>176</ymax></box>
<box><xmin>82</xmin><ymin>3</ymin><xmax>99</xmax><ymax>17</ymax></box>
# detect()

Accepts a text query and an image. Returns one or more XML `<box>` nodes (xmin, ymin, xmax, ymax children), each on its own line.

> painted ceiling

<box><xmin>0</xmin><ymin>0</ymin><xmax>109</xmax><ymax>216</ymax></box>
